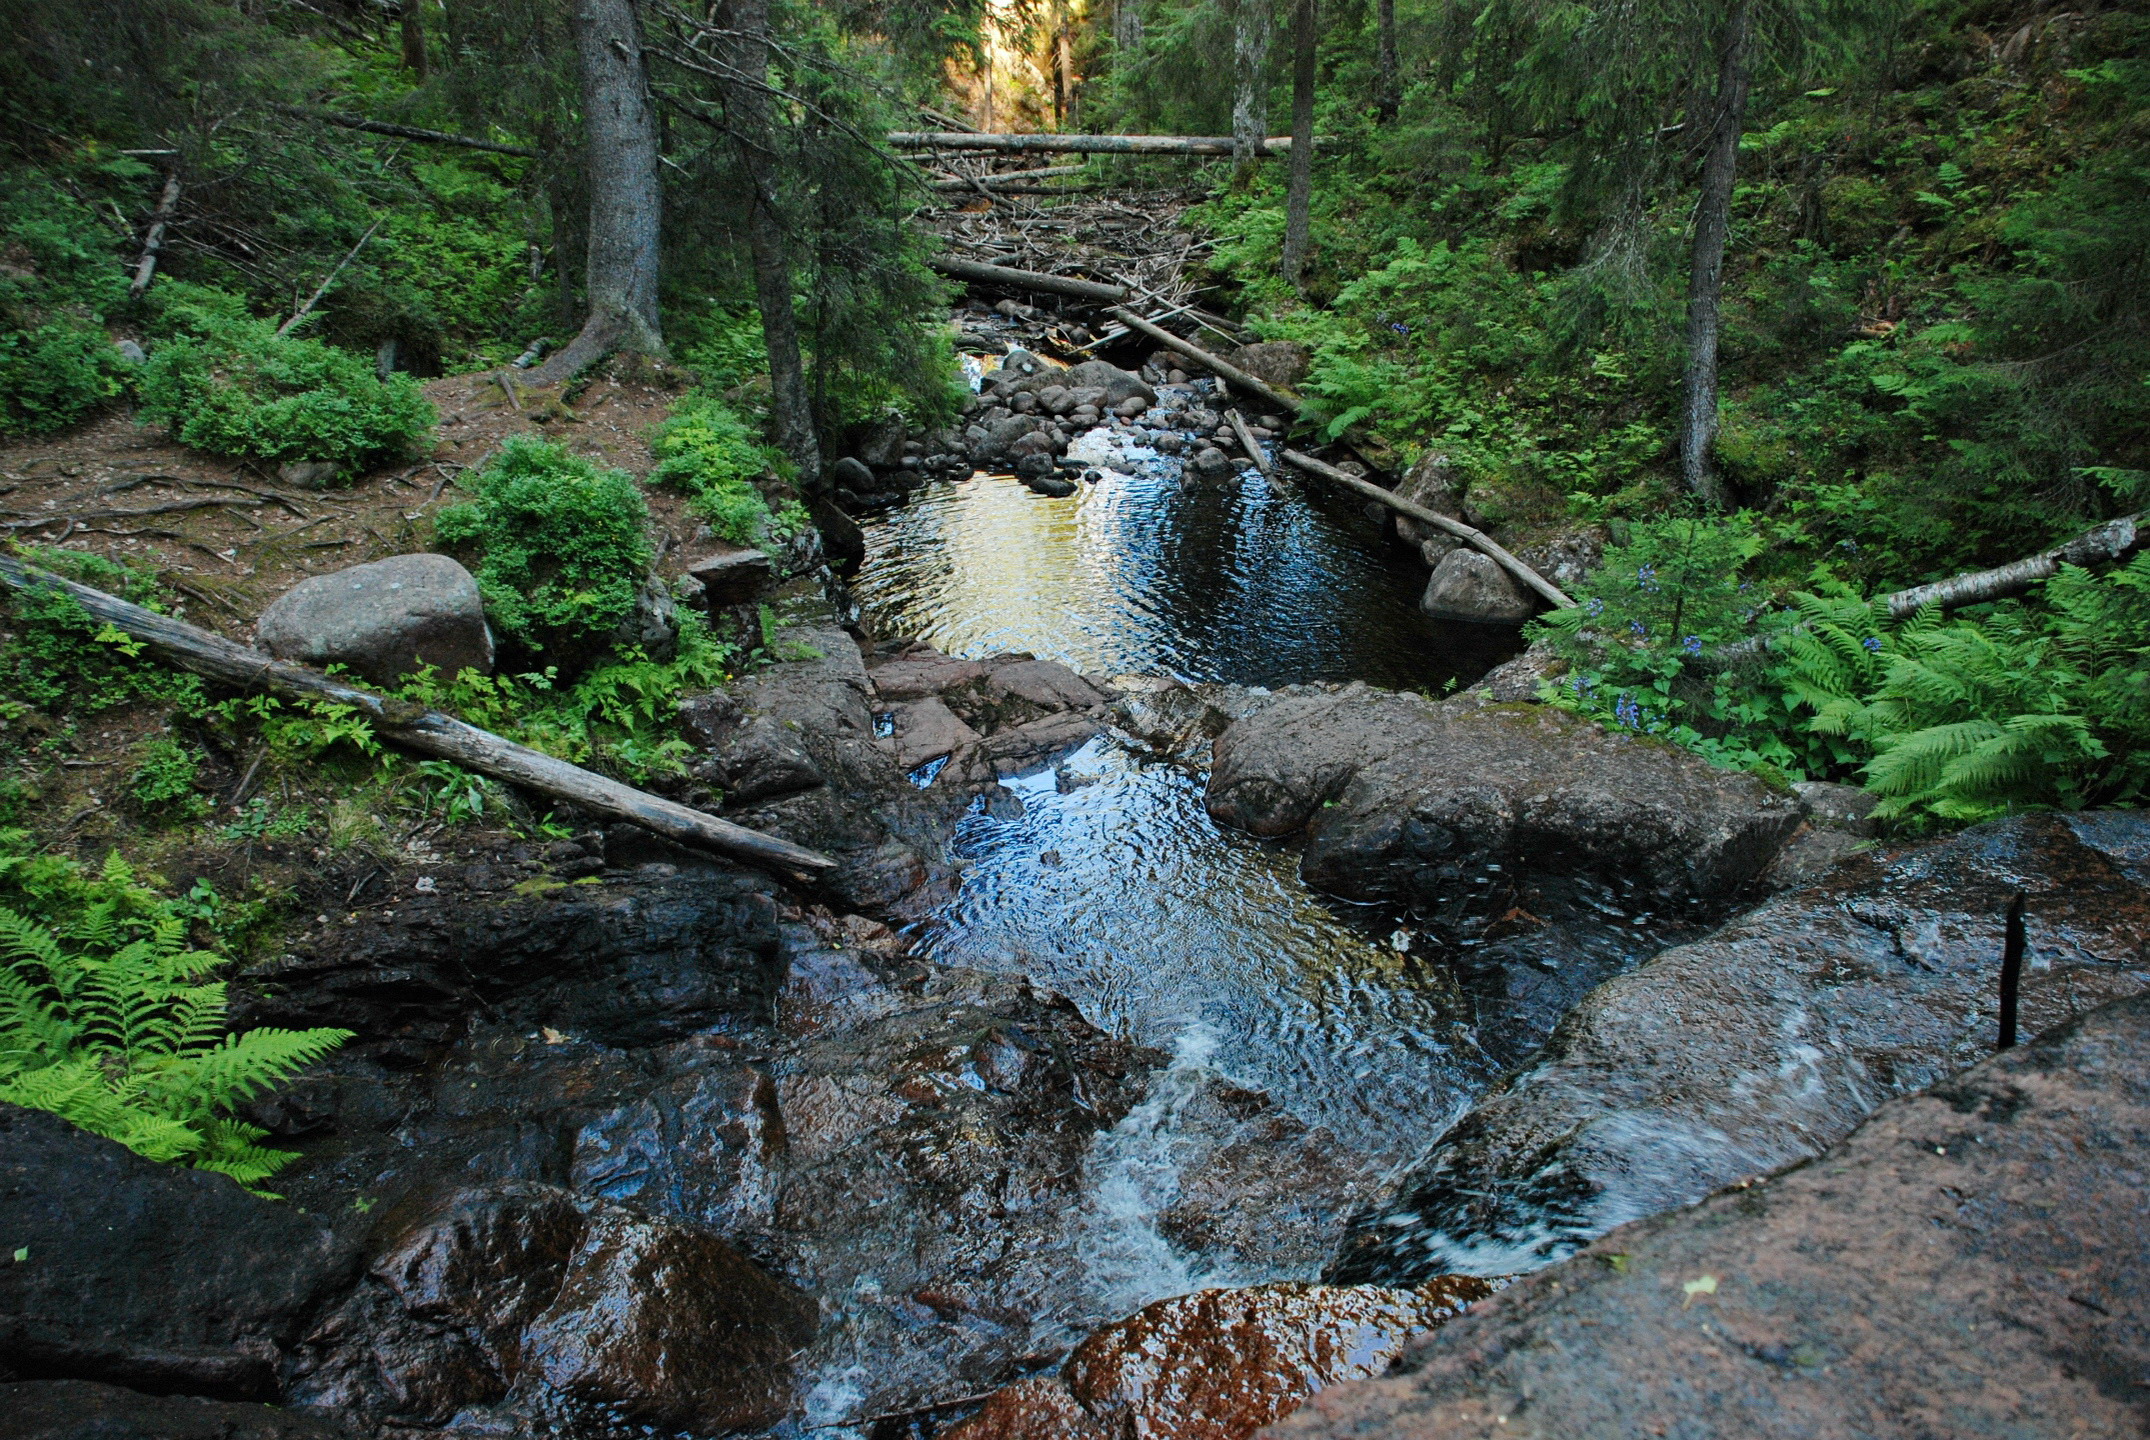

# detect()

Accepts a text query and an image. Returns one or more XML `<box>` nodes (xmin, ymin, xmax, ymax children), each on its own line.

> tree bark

<box><xmin>1678</xmin><ymin>0</ymin><xmax>1751</xmax><ymax>510</ymax></box>
<box><xmin>1232</xmin><ymin>0</ymin><xmax>1274</xmax><ymax>179</ymax></box>
<box><xmin>1279</xmin><ymin>0</ymin><xmax>1318</xmax><ymax>288</ymax></box>
<box><xmin>399</xmin><ymin>0</ymin><xmax>430</xmax><ymax>79</ymax></box>
<box><xmin>0</xmin><ymin>558</ymin><xmax>836</xmax><ymax>877</ymax></box>
<box><xmin>1113</xmin><ymin>0</ymin><xmax>1144</xmax><ymax>59</ymax></box>
<box><xmin>933</xmin><ymin>257</ymin><xmax>1130</xmax><ymax>304</ymax></box>
<box><xmin>1375</xmin><ymin>0</ymin><xmax>1399</xmax><ymax>122</ymax></box>
<box><xmin>720</xmin><ymin>0</ymin><xmax>821</xmax><ymax>486</ymax></box>
<box><xmin>536</xmin><ymin>0</ymin><xmax>664</xmax><ymax>384</ymax></box>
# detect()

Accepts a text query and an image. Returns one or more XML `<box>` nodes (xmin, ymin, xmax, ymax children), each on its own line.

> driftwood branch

<box><xmin>279</xmin><ymin>220</ymin><xmax>383</xmax><ymax>336</ymax></box>
<box><xmin>1110</xmin><ymin>308</ymin><xmax>1299</xmax><ymax>415</ymax></box>
<box><xmin>889</xmin><ymin>132</ymin><xmax>1323</xmax><ymax>156</ymax></box>
<box><xmin>128</xmin><ymin>173</ymin><xmax>183</xmax><ymax>298</ymax></box>
<box><xmin>1227</xmin><ymin>408</ymin><xmax>1284</xmax><ymax>494</ymax></box>
<box><xmin>1281</xmin><ymin>449</ymin><xmax>1576</xmax><ymax>610</ymax></box>
<box><xmin>1707</xmin><ymin>511</ymin><xmax>2146</xmax><ymax>668</ymax></box>
<box><xmin>276</xmin><ymin>105</ymin><xmax>540</xmax><ymax>158</ymax></box>
<box><xmin>931</xmin><ymin>256</ymin><xmax>1129</xmax><ymax>304</ymax></box>
<box><xmin>0</xmin><ymin>557</ymin><xmax>836</xmax><ymax>877</ymax></box>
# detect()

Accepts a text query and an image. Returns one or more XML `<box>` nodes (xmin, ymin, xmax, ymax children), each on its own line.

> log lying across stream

<box><xmin>1280</xmin><ymin>450</ymin><xmax>1577</xmax><ymax>610</ymax></box>
<box><xmin>930</xmin><ymin>256</ymin><xmax>1131</xmax><ymax>304</ymax></box>
<box><xmin>890</xmin><ymin>132</ymin><xmax>1319</xmax><ymax>156</ymax></box>
<box><xmin>0</xmin><ymin>557</ymin><xmax>836</xmax><ymax>877</ymax></box>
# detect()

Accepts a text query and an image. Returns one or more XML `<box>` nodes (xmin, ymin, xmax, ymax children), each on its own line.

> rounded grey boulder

<box><xmin>1420</xmin><ymin>548</ymin><xmax>1534</xmax><ymax>623</ymax></box>
<box><xmin>257</xmin><ymin>553</ymin><xmax>494</xmax><ymax>684</ymax></box>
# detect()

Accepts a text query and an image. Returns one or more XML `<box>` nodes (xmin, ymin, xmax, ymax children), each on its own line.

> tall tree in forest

<box><xmin>1232</xmin><ymin>0</ymin><xmax>1273</xmax><ymax>178</ymax></box>
<box><xmin>1279</xmin><ymin>0</ymin><xmax>1318</xmax><ymax>287</ymax></box>
<box><xmin>714</xmin><ymin>0</ymin><xmax>821</xmax><ymax>486</ymax></box>
<box><xmin>1492</xmin><ymin>0</ymin><xmax>1872</xmax><ymax>507</ymax></box>
<box><xmin>1113</xmin><ymin>0</ymin><xmax>1143</xmax><ymax>59</ymax></box>
<box><xmin>399</xmin><ymin>0</ymin><xmax>430</xmax><ymax>78</ymax></box>
<box><xmin>1375</xmin><ymin>0</ymin><xmax>1397</xmax><ymax>122</ymax></box>
<box><xmin>1678</xmin><ymin>0</ymin><xmax>1751</xmax><ymax>509</ymax></box>
<box><xmin>537</xmin><ymin>0</ymin><xmax>663</xmax><ymax>381</ymax></box>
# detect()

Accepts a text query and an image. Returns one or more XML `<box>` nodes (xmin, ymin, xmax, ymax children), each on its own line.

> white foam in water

<box><xmin>1076</xmin><ymin>1024</ymin><xmax>1264</xmax><ymax>1317</ymax></box>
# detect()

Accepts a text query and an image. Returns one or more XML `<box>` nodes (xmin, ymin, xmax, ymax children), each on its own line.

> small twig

<box><xmin>228</xmin><ymin>747</ymin><xmax>268</xmax><ymax>810</ymax></box>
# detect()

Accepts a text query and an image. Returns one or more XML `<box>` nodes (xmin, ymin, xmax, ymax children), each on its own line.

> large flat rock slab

<box><xmin>1205</xmin><ymin>687</ymin><xmax>1801</xmax><ymax>907</ymax></box>
<box><xmin>1329</xmin><ymin>811</ymin><xmax>2150</xmax><ymax>1282</ymax></box>
<box><xmin>1268</xmin><ymin>987</ymin><xmax>2150</xmax><ymax>1440</ymax></box>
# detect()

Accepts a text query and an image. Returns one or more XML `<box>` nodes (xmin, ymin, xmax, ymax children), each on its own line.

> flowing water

<box><xmin>850</xmin><ymin>413</ymin><xmax>1532</xmax><ymax>1303</ymax></box>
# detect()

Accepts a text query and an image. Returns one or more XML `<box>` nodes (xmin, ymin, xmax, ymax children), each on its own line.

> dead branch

<box><xmin>279</xmin><ymin>220</ymin><xmax>384</xmax><ymax>336</ymax></box>
<box><xmin>0</xmin><ymin>556</ymin><xmax>837</xmax><ymax>877</ymax></box>
<box><xmin>275</xmin><ymin>105</ymin><xmax>539</xmax><ymax>158</ymax></box>
<box><xmin>1109</xmin><ymin>308</ymin><xmax>1299</xmax><ymax>415</ymax></box>
<box><xmin>1282</xmin><ymin>449</ymin><xmax>1576</xmax><ymax>610</ymax></box>
<box><xmin>128</xmin><ymin>172</ymin><xmax>183</xmax><ymax>298</ymax></box>
<box><xmin>932</xmin><ymin>256</ymin><xmax>1129</xmax><ymax>304</ymax></box>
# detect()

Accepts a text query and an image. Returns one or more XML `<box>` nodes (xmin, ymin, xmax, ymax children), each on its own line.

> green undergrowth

<box><xmin>1533</xmin><ymin>516</ymin><xmax>2150</xmax><ymax>830</ymax></box>
<box><xmin>0</xmin><ymin>832</ymin><xmax>348</xmax><ymax>1194</ymax></box>
<box><xmin>648</xmin><ymin>391</ymin><xmax>808</xmax><ymax>548</ymax></box>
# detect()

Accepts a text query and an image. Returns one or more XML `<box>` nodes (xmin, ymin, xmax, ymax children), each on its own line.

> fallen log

<box><xmin>128</xmin><ymin>172</ymin><xmax>183</xmax><ymax>299</ymax></box>
<box><xmin>889</xmin><ymin>132</ymin><xmax>1322</xmax><ymax>156</ymax></box>
<box><xmin>1109</xmin><ymin>308</ymin><xmax>1300</xmax><ymax>416</ymax></box>
<box><xmin>1227</xmin><ymin>408</ymin><xmax>1286</xmax><ymax>495</ymax></box>
<box><xmin>1280</xmin><ymin>449</ymin><xmax>1576</xmax><ymax>610</ymax></box>
<box><xmin>927</xmin><ymin>164</ymin><xmax>1089</xmax><ymax>189</ymax></box>
<box><xmin>0</xmin><ymin>556</ymin><xmax>836</xmax><ymax>877</ymax></box>
<box><xmin>932</xmin><ymin>256</ymin><xmax>1130</xmax><ymax>305</ymax></box>
<box><xmin>1706</xmin><ymin>510</ymin><xmax>2146</xmax><ymax>668</ymax></box>
<box><xmin>276</xmin><ymin>106</ymin><xmax>540</xmax><ymax>158</ymax></box>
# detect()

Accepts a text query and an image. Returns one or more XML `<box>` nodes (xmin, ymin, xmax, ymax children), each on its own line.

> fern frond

<box><xmin>1865</xmin><ymin>719</ymin><xmax>2005</xmax><ymax>798</ymax></box>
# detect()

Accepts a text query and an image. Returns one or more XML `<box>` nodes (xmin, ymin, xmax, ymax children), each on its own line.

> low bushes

<box><xmin>434</xmin><ymin>434</ymin><xmax>653</xmax><ymax>663</ymax></box>
<box><xmin>648</xmin><ymin>392</ymin><xmax>804</xmax><ymax>546</ymax></box>
<box><xmin>138</xmin><ymin>285</ymin><xmax>434</xmax><ymax>476</ymax></box>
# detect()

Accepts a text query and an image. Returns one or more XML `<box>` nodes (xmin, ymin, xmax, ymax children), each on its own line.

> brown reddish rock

<box><xmin>886</xmin><ymin>696</ymin><xmax>984</xmax><ymax>770</ymax></box>
<box><xmin>515</xmin><ymin>1209</ymin><xmax>817</xmax><ymax>1434</ymax></box>
<box><xmin>941</xmin><ymin>1278</ymin><xmax>1494</xmax><ymax>1440</ymax></box>
<box><xmin>1226</xmin><ymin>340</ymin><xmax>1312</xmax><ymax>391</ymax></box>
<box><xmin>1270</xmin><ymin>989</ymin><xmax>2150</xmax><ymax>1440</ymax></box>
<box><xmin>870</xmin><ymin>652</ymin><xmax>990</xmax><ymax>701</ymax></box>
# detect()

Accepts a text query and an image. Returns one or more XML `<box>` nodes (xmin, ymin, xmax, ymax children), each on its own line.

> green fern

<box><xmin>1775</xmin><ymin>555</ymin><xmax>2150</xmax><ymax>827</ymax></box>
<box><xmin>0</xmin><ymin>839</ymin><xmax>349</xmax><ymax>1194</ymax></box>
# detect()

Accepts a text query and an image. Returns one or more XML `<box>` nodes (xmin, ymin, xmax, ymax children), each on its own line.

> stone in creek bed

<box><xmin>685</xmin><ymin>544</ymin><xmax>773</xmax><ymax>610</ymax></box>
<box><xmin>939</xmin><ymin>1277</ymin><xmax>1495</xmax><ymax>1440</ymax></box>
<box><xmin>1326</xmin><ymin>808</ymin><xmax>2150</xmax><ymax>1287</ymax></box>
<box><xmin>257</xmin><ymin>552</ymin><xmax>494</xmax><ymax>685</ymax></box>
<box><xmin>1189</xmin><ymin>446</ymin><xmax>1237</xmax><ymax>483</ymax></box>
<box><xmin>0</xmin><ymin>1381</ymin><xmax>351</xmax><ymax>1440</ymax></box>
<box><xmin>1419</xmin><ymin>548</ymin><xmax>1535</xmax><ymax>624</ymax></box>
<box><xmin>1281</xmin><ymin>987</ymin><xmax>2150</xmax><ymax>1440</ymax></box>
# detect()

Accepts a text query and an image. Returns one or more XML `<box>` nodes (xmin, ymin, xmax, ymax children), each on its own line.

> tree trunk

<box><xmin>722</xmin><ymin>0</ymin><xmax>821</xmax><ymax>486</ymax></box>
<box><xmin>1279</xmin><ymin>0</ymin><xmax>1318</xmax><ymax>288</ymax></box>
<box><xmin>1232</xmin><ymin>0</ymin><xmax>1273</xmax><ymax>180</ymax></box>
<box><xmin>1375</xmin><ymin>0</ymin><xmax>1398</xmax><ymax>122</ymax></box>
<box><xmin>1678</xmin><ymin>0</ymin><xmax>1751</xmax><ymax>510</ymax></box>
<box><xmin>399</xmin><ymin>0</ymin><xmax>430</xmax><ymax>79</ymax></box>
<box><xmin>1054</xmin><ymin>3</ymin><xmax>1074</xmax><ymax>126</ymax></box>
<box><xmin>536</xmin><ymin>0</ymin><xmax>663</xmax><ymax>384</ymax></box>
<box><xmin>1114</xmin><ymin>0</ymin><xmax>1144</xmax><ymax>58</ymax></box>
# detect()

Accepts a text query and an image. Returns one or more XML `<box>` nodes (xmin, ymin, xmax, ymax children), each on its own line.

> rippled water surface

<box><xmin>855</xmin><ymin>456</ymin><xmax>1517</xmax><ymax>693</ymax></box>
<box><xmin>854</xmin><ymin>437</ymin><xmax>1523</xmax><ymax>1170</ymax></box>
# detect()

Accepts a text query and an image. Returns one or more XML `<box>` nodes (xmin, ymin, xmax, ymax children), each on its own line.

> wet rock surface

<box><xmin>941</xmin><ymin>1277</ymin><xmax>1494</xmax><ymax>1440</ymax></box>
<box><xmin>1205</xmin><ymin>684</ymin><xmax>1803</xmax><ymax>907</ymax></box>
<box><xmin>862</xmin><ymin>641</ymin><xmax>1116</xmax><ymax>789</ymax></box>
<box><xmin>1</xmin><ymin>1379</ymin><xmax>357</xmax><ymax>1439</ymax></box>
<box><xmin>1274</xmin><ymin>988</ymin><xmax>2150</xmax><ymax>1440</ymax></box>
<box><xmin>0</xmin><ymin>1104</ymin><xmax>352</xmax><ymax>1401</ymax></box>
<box><xmin>1330</xmin><ymin>810</ymin><xmax>2150</xmax><ymax>1282</ymax></box>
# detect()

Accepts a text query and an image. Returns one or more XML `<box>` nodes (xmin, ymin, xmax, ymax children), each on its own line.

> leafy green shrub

<box><xmin>1777</xmin><ymin>557</ymin><xmax>2150</xmax><ymax>826</ymax></box>
<box><xmin>0</xmin><ymin>323</ymin><xmax>129</xmax><ymax>435</ymax></box>
<box><xmin>1532</xmin><ymin>515</ymin><xmax>1817</xmax><ymax>775</ymax></box>
<box><xmin>434</xmin><ymin>434</ymin><xmax>653</xmax><ymax>661</ymax></box>
<box><xmin>0</xmin><ymin>550</ymin><xmax>204</xmax><ymax>718</ymax></box>
<box><xmin>0</xmin><ymin>169</ymin><xmax>135</xmax><ymax>437</ymax></box>
<box><xmin>129</xmin><ymin>736</ymin><xmax>209</xmax><ymax>822</ymax></box>
<box><xmin>138</xmin><ymin>285</ymin><xmax>434</xmax><ymax>474</ymax></box>
<box><xmin>648</xmin><ymin>393</ymin><xmax>794</xmax><ymax>546</ymax></box>
<box><xmin>0</xmin><ymin>838</ymin><xmax>349</xmax><ymax>1193</ymax></box>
